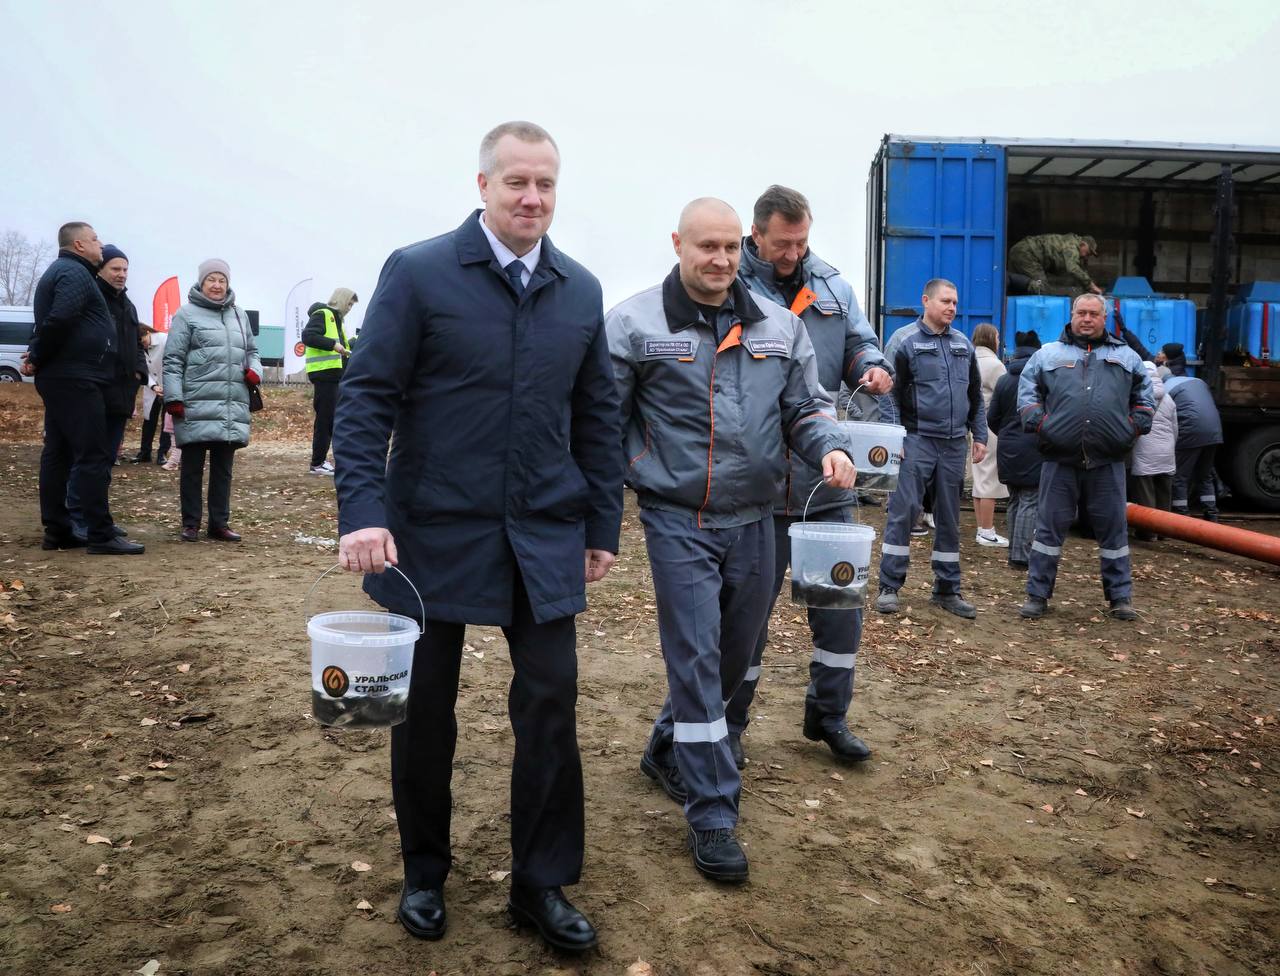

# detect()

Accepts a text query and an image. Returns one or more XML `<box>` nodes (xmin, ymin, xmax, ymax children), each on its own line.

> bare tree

<box><xmin>0</xmin><ymin>230</ymin><xmax>53</xmax><ymax>305</ymax></box>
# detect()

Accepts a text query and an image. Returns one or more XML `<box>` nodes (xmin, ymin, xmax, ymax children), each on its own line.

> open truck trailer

<box><xmin>865</xmin><ymin>134</ymin><xmax>1280</xmax><ymax>509</ymax></box>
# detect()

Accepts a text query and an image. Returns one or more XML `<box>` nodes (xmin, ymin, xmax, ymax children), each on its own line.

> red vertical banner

<box><xmin>153</xmin><ymin>277</ymin><xmax>181</xmax><ymax>332</ymax></box>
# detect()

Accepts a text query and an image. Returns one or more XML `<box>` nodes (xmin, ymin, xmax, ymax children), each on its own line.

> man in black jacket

<box><xmin>986</xmin><ymin>331</ymin><xmax>1043</xmax><ymax>568</ymax></box>
<box><xmin>66</xmin><ymin>245</ymin><xmax>146</xmax><ymax>540</ymax></box>
<box><xmin>24</xmin><ymin>222</ymin><xmax>143</xmax><ymax>555</ymax></box>
<box><xmin>302</xmin><ymin>288</ymin><xmax>357</xmax><ymax>474</ymax></box>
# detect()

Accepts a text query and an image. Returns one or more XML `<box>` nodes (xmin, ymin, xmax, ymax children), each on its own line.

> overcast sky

<box><xmin>4</xmin><ymin>0</ymin><xmax>1279</xmax><ymax>331</ymax></box>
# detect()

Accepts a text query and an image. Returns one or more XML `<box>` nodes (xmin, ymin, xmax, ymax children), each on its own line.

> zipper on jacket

<box><xmin>697</xmin><ymin>322</ymin><xmax>745</xmax><ymax>528</ymax></box>
<box><xmin>1082</xmin><ymin>343</ymin><xmax>1091</xmax><ymax>468</ymax></box>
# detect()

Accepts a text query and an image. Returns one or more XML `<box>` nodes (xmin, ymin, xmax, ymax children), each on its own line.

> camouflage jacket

<box><xmin>1014</xmin><ymin>234</ymin><xmax>1094</xmax><ymax>288</ymax></box>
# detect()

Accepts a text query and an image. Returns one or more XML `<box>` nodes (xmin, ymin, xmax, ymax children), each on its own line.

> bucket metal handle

<box><xmin>836</xmin><ymin>381</ymin><xmax>868</xmax><ymax>422</ymax></box>
<box><xmin>804</xmin><ymin>379</ymin><xmax>869</xmax><ymax>525</ymax></box>
<box><xmin>304</xmin><ymin>563</ymin><xmax>426</xmax><ymax>638</ymax></box>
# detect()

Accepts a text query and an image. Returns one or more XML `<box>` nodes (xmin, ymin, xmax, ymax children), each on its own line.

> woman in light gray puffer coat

<box><xmin>163</xmin><ymin>259</ymin><xmax>261</xmax><ymax>542</ymax></box>
<box><xmin>1128</xmin><ymin>361</ymin><xmax>1178</xmax><ymax>538</ymax></box>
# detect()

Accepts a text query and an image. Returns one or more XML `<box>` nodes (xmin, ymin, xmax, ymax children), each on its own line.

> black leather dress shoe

<box><xmin>207</xmin><ymin>526</ymin><xmax>241</xmax><ymax>542</ymax></box>
<box><xmin>507</xmin><ymin>884</ymin><xmax>597</xmax><ymax>952</ymax></box>
<box><xmin>802</xmin><ymin>710</ymin><xmax>871</xmax><ymax>763</ymax></box>
<box><xmin>640</xmin><ymin>751</ymin><xmax>687</xmax><ymax>804</ymax></box>
<box><xmin>41</xmin><ymin>532</ymin><xmax>87</xmax><ymax>551</ymax></box>
<box><xmin>397</xmin><ymin>886</ymin><xmax>446</xmax><ymax>940</ymax></box>
<box><xmin>687</xmin><ymin>827</ymin><xmax>749</xmax><ymax>883</ymax></box>
<box><xmin>112</xmin><ymin>524</ymin><xmax>128</xmax><ymax>538</ymax></box>
<box><xmin>181</xmin><ymin>526</ymin><xmax>200</xmax><ymax>543</ymax></box>
<box><xmin>87</xmin><ymin>537</ymin><xmax>145</xmax><ymax>555</ymax></box>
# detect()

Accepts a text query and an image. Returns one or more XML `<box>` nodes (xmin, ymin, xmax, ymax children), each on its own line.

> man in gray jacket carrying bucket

<box><xmin>725</xmin><ymin>185</ymin><xmax>893</xmax><ymax>768</ymax></box>
<box><xmin>607</xmin><ymin>197</ymin><xmax>855</xmax><ymax>884</ymax></box>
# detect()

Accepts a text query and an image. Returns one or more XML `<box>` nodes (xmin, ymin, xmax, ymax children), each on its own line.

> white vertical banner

<box><xmin>284</xmin><ymin>277</ymin><xmax>313</xmax><ymax>378</ymax></box>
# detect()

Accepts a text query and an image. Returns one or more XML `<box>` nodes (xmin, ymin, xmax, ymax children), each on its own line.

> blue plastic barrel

<box><xmin>1227</xmin><ymin>300</ymin><xmax>1280</xmax><ymax>362</ymax></box>
<box><xmin>1105</xmin><ymin>297</ymin><xmax>1196</xmax><ymax>360</ymax></box>
<box><xmin>1003</xmin><ymin>296</ymin><xmax>1070</xmax><ymax>355</ymax></box>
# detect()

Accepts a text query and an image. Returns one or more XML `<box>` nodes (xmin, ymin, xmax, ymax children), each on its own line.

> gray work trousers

<box><xmin>642</xmin><ymin>507</ymin><xmax>774</xmax><ymax>831</ymax></box>
<box><xmin>1027</xmin><ymin>460</ymin><xmax>1132</xmax><ymax>602</ymax></box>
<box><xmin>879</xmin><ymin>433</ymin><xmax>967</xmax><ymax>595</ymax></box>
<box><xmin>726</xmin><ymin>508</ymin><xmax>861</xmax><ymax>736</ymax></box>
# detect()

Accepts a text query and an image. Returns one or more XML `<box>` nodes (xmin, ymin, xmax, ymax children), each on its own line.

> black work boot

<box><xmin>728</xmin><ymin>732</ymin><xmax>746</xmax><ymax>769</ymax></box>
<box><xmin>640</xmin><ymin>750</ymin><xmax>687</xmax><ymax>805</ymax></box>
<box><xmin>1109</xmin><ymin>599</ymin><xmax>1138</xmax><ymax>621</ymax></box>
<box><xmin>1019</xmin><ymin>596</ymin><xmax>1048</xmax><ymax>619</ymax></box>
<box><xmin>930</xmin><ymin>592</ymin><xmax>977</xmax><ymax>619</ymax></box>
<box><xmin>802</xmin><ymin>708</ymin><xmax>871</xmax><ymax>763</ymax></box>
<box><xmin>687</xmin><ymin>827</ymin><xmax>749</xmax><ymax>883</ymax></box>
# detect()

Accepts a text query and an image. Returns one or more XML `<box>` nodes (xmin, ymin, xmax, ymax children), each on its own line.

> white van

<box><xmin>0</xmin><ymin>306</ymin><xmax>36</xmax><ymax>383</ymax></box>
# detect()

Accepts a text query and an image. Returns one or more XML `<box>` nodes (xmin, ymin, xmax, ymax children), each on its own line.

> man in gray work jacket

<box><xmin>1016</xmin><ymin>293</ymin><xmax>1154</xmax><ymax>620</ymax></box>
<box><xmin>607</xmin><ymin>198</ymin><xmax>855</xmax><ymax>885</ymax></box>
<box><xmin>725</xmin><ymin>185</ymin><xmax>892</xmax><ymax>768</ymax></box>
<box><xmin>875</xmin><ymin>279</ymin><xmax>987</xmax><ymax>619</ymax></box>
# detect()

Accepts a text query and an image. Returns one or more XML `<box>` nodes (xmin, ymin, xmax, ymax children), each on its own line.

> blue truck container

<box><xmin>870</xmin><ymin>139</ymin><xmax>1004</xmax><ymax>340</ymax></box>
<box><xmin>866</xmin><ymin>135</ymin><xmax>1280</xmax><ymax>508</ymax></box>
<box><xmin>1003</xmin><ymin>295</ymin><xmax>1069</xmax><ymax>353</ymax></box>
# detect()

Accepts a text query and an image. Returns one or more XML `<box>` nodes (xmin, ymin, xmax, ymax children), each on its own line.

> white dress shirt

<box><xmin>479</xmin><ymin>213</ymin><xmax>541</xmax><ymax>287</ymax></box>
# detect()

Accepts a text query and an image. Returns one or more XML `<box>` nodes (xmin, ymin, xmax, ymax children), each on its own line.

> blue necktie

<box><xmin>504</xmin><ymin>259</ymin><xmax>525</xmax><ymax>296</ymax></box>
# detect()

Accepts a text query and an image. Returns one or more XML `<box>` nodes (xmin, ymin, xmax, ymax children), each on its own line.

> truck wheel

<box><xmin>0</xmin><ymin>367</ymin><xmax>23</xmax><ymax>383</ymax></box>
<box><xmin>1225</xmin><ymin>425</ymin><xmax>1280</xmax><ymax>511</ymax></box>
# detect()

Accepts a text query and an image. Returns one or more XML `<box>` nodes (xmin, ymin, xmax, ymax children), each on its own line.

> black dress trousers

<box><xmin>390</xmin><ymin>567</ymin><xmax>583</xmax><ymax>890</ymax></box>
<box><xmin>36</xmin><ymin>378</ymin><xmax>115</xmax><ymax>542</ymax></box>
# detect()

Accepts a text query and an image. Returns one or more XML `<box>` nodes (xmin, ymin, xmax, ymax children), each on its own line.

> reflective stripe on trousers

<box><xmin>642</xmin><ymin>508</ymin><xmax>775</xmax><ymax>830</ymax></box>
<box><xmin>879</xmin><ymin>433</ymin><xmax>968</xmax><ymax>595</ymax></box>
<box><xmin>1026</xmin><ymin>460</ymin><xmax>1133</xmax><ymax>602</ymax></box>
<box><xmin>725</xmin><ymin>509</ymin><xmax>862</xmax><ymax>737</ymax></box>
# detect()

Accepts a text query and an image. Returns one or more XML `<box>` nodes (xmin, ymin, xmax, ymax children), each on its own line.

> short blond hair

<box><xmin>479</xmin><ymin>121</ymin><xmax>559</xmax><ymax>176</ymax></box>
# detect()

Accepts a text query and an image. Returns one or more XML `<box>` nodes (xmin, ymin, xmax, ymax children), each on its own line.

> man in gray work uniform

<box><xmin>876</xmin><ymin>279</ymin><xmax>987</xmax><ymax>619</ymax></box>
<box><xmin>607</xmin><ymin>198</ymin><xmax>855</xmax><ymax>885</ymax></box>
<box><xmin>725</xmin><ymin>185</ymin><xmax>892</xmax><ymax>768</ymax></box>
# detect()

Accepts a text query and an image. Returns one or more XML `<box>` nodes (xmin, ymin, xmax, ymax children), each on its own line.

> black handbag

<box><xmin>235</xmin><ymin>308</ymin><xmax>265</xmax><ymax>413</ymax></box>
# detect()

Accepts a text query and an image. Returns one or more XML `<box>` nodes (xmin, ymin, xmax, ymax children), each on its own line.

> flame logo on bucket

<box><xmin>867</xmin><ymin>446</ymin><xmax>889</xmax><ymax>468</ymax></box>
<box><xmin>830</xmin><ymin>561</ymin><xmax>856</xmax><ymax>586</ymax></box>
<box><xmin>322</xmin><ymin>666</ymin><xmax>350</xmax><ymax>698</ymax></box>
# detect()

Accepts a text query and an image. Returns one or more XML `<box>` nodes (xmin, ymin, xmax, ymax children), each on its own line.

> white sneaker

<box><xmin>320</xmin><ymin>460</ymin><xmax>335</xmax><ymax>472</ymax></box>
<box><xmin>924</xmin><ymin>514</ymin><xmax>935</xmax><ymax>529</ymax></box>
<box><xmin>309</xmin><ymin>465</ymin><xmax>334</xmax><ymax>476</ymax></box>
<box><xmin>976</xmin><ymin>529</ymin><xmax>1009</xmax><ymax>548</ymax></box>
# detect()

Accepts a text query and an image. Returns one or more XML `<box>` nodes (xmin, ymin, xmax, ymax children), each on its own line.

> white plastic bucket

<box><xmin>789</xmin><ymin>522</ymin><xmax>877</xmax><ymax>610</ymax></box>
<box><xmin>839</xmin><ymin>421</ymin><xmax>906</xmax><ymax>493</ymax></box>
<box><xmin>306</xmin><ymin>565</ymin><xmax>424</xmax><ymax>729</ymax></box>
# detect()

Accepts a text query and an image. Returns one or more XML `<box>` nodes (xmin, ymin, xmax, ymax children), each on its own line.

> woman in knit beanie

<box><xmin>161</xmin><ymin>259</ymin><xmax>262</xmax><ymax>542</ymax></box>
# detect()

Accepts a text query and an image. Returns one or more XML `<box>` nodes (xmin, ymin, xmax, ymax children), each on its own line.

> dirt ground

<box><xmin>0</xmin><ymin>383</ymin><xmax>1277</xmax><ymax>976</ymax></box>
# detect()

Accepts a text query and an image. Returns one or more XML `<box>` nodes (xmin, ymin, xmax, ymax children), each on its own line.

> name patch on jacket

<box><xmin>643</xmin><ymin>338</ymin><xmax>697</xmax><ymax>359</ymax></box>
<box><xmin>744</xmin><ymin>337</ymin><xmax>789</xmax><ymax>357</ymax></box>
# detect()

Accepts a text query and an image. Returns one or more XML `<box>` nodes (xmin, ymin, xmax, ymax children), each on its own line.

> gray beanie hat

<box><xmin>197</xmin><ymin>258</ymin><xmax>231</xmax><ymax>286</ymax></box>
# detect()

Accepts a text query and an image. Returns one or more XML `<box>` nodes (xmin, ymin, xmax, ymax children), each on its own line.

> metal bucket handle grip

<box><xmin>304</xmin><ymin>563</ymin><xmax>426</xmax><ymax>638</ymax></box>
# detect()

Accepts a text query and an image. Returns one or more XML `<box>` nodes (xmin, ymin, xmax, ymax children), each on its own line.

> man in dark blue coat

<box><xmin>333</xmin><ymin>122</ymin><xmax>623</xmax><ymax>953</ymax></box>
